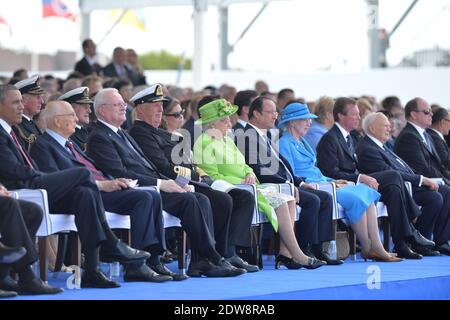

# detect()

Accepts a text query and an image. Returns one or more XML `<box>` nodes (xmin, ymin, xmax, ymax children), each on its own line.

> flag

<box><xmin>110</xmin><ymin>9</ymin><xmax>146</xmax><ymax>32</ymax></box>
<box><xmin>0</xmin><ymin>16</ymin><xmax>12</xmax><ymax>35</ymax></box>
<box><xmin>42</xmin><ymin>0</ymin><xmax>76</xmax><ymax>22</ymax></box>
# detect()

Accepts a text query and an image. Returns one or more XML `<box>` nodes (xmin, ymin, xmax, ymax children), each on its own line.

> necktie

<box><xmin>383</xmin><ymin>144</ymin><xmax>414</xmax><ymax>174</ymax></box>
<box><xmin>10</xmin><ymin>130</ymin><xmax>34</xmax><ymax>169</ymax></box>
<box><xmin>346</xmin><ymin>134</ymin><xmax>354</xmax><ymax>155</ymax></box>
<box><xmin>117</xmin><ymin>130</ymin><xmax>157</xmax><ymax>172</ymax></box>
<box><xmin>423</xmin><ymin>131</ymin><xmax>433</xmax><ymax>153</ymax></box>
<box><xmin>66</xmin><ymin>141</ymin><xmax>108</xmax><ymax>181</ymax></box>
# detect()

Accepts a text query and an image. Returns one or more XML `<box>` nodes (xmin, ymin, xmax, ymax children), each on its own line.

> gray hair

<box><xmin>361</xmin><ymin>112</ymin><xmax>381</xmax><ymax>135</ymax></box>
<box><xmin>41</xmin><ymin>100</ymin><xmax>70</xmax><ymax>127</ymax></box>
<box><xmin>0</xmin><ymin>84</ymin><xmax>18</xmax><ymax>103</ymax></box>
<box><xmin>93</xmin><ymin>88</ymin><xmax>119</xmax><ymax>117</ymax></box>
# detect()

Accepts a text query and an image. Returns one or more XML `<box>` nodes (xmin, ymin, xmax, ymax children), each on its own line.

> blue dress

<box><xmin>279</xmin><ymin>132</ymin><xmax>380</xmax><ymax>224</ymax></box>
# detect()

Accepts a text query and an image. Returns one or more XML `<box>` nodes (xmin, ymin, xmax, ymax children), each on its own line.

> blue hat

<box><xmin>278</xmin><ymin>102</ymin><xmax>317</xmax><ymax>128</ymax></box>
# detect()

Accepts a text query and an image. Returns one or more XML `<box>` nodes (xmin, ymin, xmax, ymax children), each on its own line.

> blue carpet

<box><xmin>10</xmin><ymin>255</ymin><xmax>450</xmax><ymax>300</ymax></box>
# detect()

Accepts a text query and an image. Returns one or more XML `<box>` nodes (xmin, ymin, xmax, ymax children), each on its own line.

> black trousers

<box><xmin>369</xmin><ymin>170</ymin><xmax>419</xmax><ymax>243</ymax></box>
<box><xmin>159</xmin><ymin>191</ymin><xmax>220</xmax><ymax>262</ymax></box>
<box><xmin>296</xmin><ymin>187</ymin><xmax>333</xmax><ymax>248</ymax></box>
<box><xmin>414</xmin><ymin>184</ymin><xmax>450</xmax><ymax>245</ymax></box>
<box><xmin>195</xmin><ymin>185</ymin><xmax>255</xmax><ymax>257</ymax></box>
<box><xmin>101</xmin><ymin>188</ymin><xmax>165</xmax><ymax>253</ymax></box>
<box><xmin>0</xmin><ymin>197</ymin><xmax>42</xmax><ymax>274</ymax></box>
<box><xmin>29</xmin><ymin>168</ymin><xmax>113</xmax><ymax>251</ymax></box>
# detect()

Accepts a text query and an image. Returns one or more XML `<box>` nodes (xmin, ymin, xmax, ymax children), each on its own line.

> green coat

<box><xmin>194</xmin><ymin>133</ymin><xmax>278</xmax><ymax>231</ymax></box>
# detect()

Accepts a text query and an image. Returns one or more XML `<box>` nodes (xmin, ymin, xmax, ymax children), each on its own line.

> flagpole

<box><xmin>97</xmin><ymin>9</ymin><xmax>129</xmax><ymax>46</ymax></box>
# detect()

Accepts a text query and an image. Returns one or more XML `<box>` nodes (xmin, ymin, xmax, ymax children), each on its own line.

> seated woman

<box><xmin>129</xmin><ymin>95</ymin><xmax>259</xmax><ymax>272</ymax></box>
<box><xmin>278</xmin><ymin>102</ymin><xmax>402</xmax><ymax>262</ymax></box>
<box><xmin>193</xmin><ymin>99</ymin><xmax>325</xmax><ymax>269</ymax></box>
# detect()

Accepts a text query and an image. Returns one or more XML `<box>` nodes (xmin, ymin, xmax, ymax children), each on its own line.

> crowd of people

<box><xmin>0</xmin><ymin>38</ymin><xmax>449</xmax><ymax>298</ymax></box>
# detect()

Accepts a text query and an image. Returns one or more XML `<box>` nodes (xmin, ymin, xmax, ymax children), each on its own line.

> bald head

<box><xmin>362</xmin><ymin>112</ymin><xmax>391</xmax><ymax>143</ymax></box>
<box><xmin>44</xmin><ymin>100</ymin><xmax>78</xmax><ymax>138</ymax></box>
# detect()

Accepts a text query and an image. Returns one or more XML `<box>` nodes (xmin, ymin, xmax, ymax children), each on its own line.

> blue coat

<box><xmin>279</xmin><ymin>131</ymin><xmax>330</xmax><ymax>183</ymax></box>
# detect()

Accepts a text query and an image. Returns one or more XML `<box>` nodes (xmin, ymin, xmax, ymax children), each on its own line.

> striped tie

<box><xmin>66</xmin><ymin>141</ymin><xmax>108</xmax><ymax>181</ymax></box>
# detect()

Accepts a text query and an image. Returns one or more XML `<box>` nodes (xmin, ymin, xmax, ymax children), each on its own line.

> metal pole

<box><xmin>192</xmin><ymin>0</ymin><xmax>208</xmax><ymax>90</ymax></box>
<box><xmin>388</xmin><ymin>0</ymin><xmax>419</xmax><ymax>38</ymax></box>
<box><xmin>366</xmin><ymin>0</ymin><xmax>380</xmax><ymax>68</ymax></box>
<box><xmin>219</xmin><ymin>6</ymin><xmax>230</xmax><ymax>70</ymax></box>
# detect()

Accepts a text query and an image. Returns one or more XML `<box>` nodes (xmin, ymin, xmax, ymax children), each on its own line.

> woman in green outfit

<box><xmin>193</xmin><ymin>99</ymin><xmax>325</xmax><ymax>270</ymax></box>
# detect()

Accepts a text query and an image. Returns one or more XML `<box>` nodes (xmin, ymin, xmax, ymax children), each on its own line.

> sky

<box><xmin>0</xmin><ymin>0</ymin><xmax>449</xmax><ymax>73</ymax></box>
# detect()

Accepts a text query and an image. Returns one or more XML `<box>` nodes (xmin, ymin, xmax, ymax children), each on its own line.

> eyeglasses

<box><xmin>101</xmin><ymin>102</ymin><xmax>127</xmax><ymax>108</ymax></box>
<box><xmin>414</xmin><ymin>109</ymin><xmax>432</xmax><ymax>115</ymax></box>
<box><xmin>164</xmin><ymin>112</ymin><xmax>183</xmax><ymax>119</ymax></box>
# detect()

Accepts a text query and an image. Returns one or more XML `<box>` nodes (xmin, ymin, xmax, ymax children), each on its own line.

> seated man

<box><xmin>30</xmin><ymin>100</ymin><xmax>174</xmax><ymax>282</ymax></box>
<box><xmin>0</xmin><ymin>84</ymin><xmax>149</xmax><ymax>289</ymax></box>
<box><xmin>237</xmin><ymin>96</ymin><xmax>341</xmax><ymax>265</ymax></box>
<box><xmin>129</xmin><ymin>86</ymin><xmax>258</xmax><ymax>272</ymax></box>
<box><xmin>357</xmin><ymin>112</ymin><xmax>447</xmax><ymax>256</ymax></box>
<box><xmin>316</xmin><ymin>97</ymin><xmax>434</xmax><ymax>259</ymax></box>
<box><xmin>86</xmin><ymin>88</ymin><xmax>245</xmax><ymax>278</ymax></box>
<box><xmin>394</xmin><ymin>98</ymin><xmax>450</xmax><ymax>254</ymax></box>
<box><xmin>0</xmin><ymin>185</ymin><xmax>62</xmax><ymax>296</ymax></box>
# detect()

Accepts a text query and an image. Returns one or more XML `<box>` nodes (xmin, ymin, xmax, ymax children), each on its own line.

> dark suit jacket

<box><xmin>233</xmin><ymin>121</ymin><xmax>245</xmax><ymax>131</ymax></box>
<box><xmin>30</xmin><ymin>132</ymin><xmax>112</xmax><ymax>180</ymax></box>
<box><xmin>239</xmin><ymin>124</ymin><xmax>303</xmax><ymax>186</ymax></box>
<box><xmin>86</xmin><ymin>121</ymin><xmax>161</xmax><ymax>186</ymax></box>
<box><xmin>316</xmin><ymin>124</ymin><xmax>359</xmax><ymax>182</ymax></box>
<box><xmin>356</xmin><ymin>136</ymin><xmax>421</xmax><ymax>186</ymax></box>
<box><xmin>129</xmin><ymin>120</ymin><xmax>198</xmax><ymax>181</ymax></box>
<box><xmin>70</xmin><ymin>126</ymin><xmax>88</xmax><ymax>151</ymax></box>
<box><xmin>427</xmin><ymin>128</ymin><xmax>450</xmax><ymax>170</ymax></box>
<box><xmin>102</xmin><ymin>63</ymin><xmax>134</xmax><ymax>83</ymax></box>
<box><xmin>395</xmin><ymin>123</ymin><xmax>450</xmax><ymax>184</ymax></box>
<box><xmin>74</xmin><ymin>57</ymin><xmax>102</xmax><ymax>76</ymax></box>
<box><xmin>14</xmin><ymin>117</ymin><xmax>41</xmax><ymax>151</ymax></box>
<box><xmin>0</xmin><ymin>126</ymin><xmax>42</xmax><ymax>189</ymax></box>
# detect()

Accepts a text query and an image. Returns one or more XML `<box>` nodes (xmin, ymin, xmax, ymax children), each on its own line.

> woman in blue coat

<box><xmin>279</xmin><ymin>102</ymin><xmax>401</xmax><ymax>262</ymax></box>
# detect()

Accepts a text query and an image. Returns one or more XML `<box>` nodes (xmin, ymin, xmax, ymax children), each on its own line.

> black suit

<box><xmin>102</xmin><ymin>63</ymin><xmax>136</xmax><ymax>84</ymax></box>
<box><xmin>74</xmin><ymin>57</ymin><xmax>102</xmax><ymax>76</ymax></box>
<box><xmin>0</xmin><ymin>196</ymin><xmax>43</xmax><ymax>277</ymax></box>
<box><xmin>317</xmin><ymin>124</ymin><xmax>419</xmax><ymax>243</ymax></box>
<box><xmin>30</xmin><ymin>132</ymin><xmax>165</xmax><ymax>252</ymax></box>
<box><xmin>0</xmin><ymin>125</ymin><xmax>118</xmax><ymax>253</ymax></box>
<box><xmin>86</xmin><ymin>121</ymin><xmax>223</xmax><ymax>261</ymax></box>
<box><xmin>14</xmin><ymin>117</ymin><xmax>41</xmax><ymax>151</ymax></box>
<box><xmin>70</xmin><ymin>126</ymin><xmax>89</xmax><ymax>151</ymax></box>
<box><xmin>357</xmin><ymin>135</ymin><xmax>449</xmax><ymax>243</ymax></box>
<box><xmin>395</xmin><ymin>123</ymin><xmax>450</xmax><ymax>184</ymax></box>
<box><xmin>395</xmin><ymin>124</ymin><xmax>450</xmax><ymax>245</ymax></box>
<box><xmin>240</xmin><ymin>123</ymin><xmax>334</xmax><ymax>249</ymax></box>
<box><xmin>427</xmin><ymin>128</ymin><xmax>450</xmax><ymax>170</ymax></box>
<box><xmin>129</xmin><ymin>120</ymin><xmax>256</xmax><ymax>255</ymax></box>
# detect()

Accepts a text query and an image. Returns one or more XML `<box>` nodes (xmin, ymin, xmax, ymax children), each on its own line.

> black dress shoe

<box><xmin>81</xmin><ymin>269</ymin><xmax>121</xmax><ymax>288</ymax></box>
<box><xmin>226</xmin><ymin>255</ymin><xmax>259</xmax><ymax>273</ymax></box>
<box><xmin>0</xmin><ymin>275</ymin><xmax>19</xmax><ymax>292</ymax></box>
<box><xmin>410</xmin><ymin>227</ymin><xmax>435</xmax><ymax>248</ymax></box>
<box><xmin>0</xmin><ymin>243</ymin><xmax>27</xmax><ymax>265</ymax></box>
<box><xmin>314</xmin><ymin>251</ymin><xmax>344</xmax><ymax>265</ymax></box>
<box><xmin>100</xmin><ymin>240</ymin><xmax>150</xmax><ymax>265</ymax></box>
<box><xmin>435</xmin><ymin>243</ymin><xmax>450</xmax><ymax>256</ymax></box>
<box><xmin>18</xmin><ymin>278</ymin><xmax>63</xmax><ymax>295</ymax></box>
<box><xmin>275</xmin><ymin>255</ymin><xmax>302</xmax><ymax>270</ymax></box>
<box><xmin>411</xmin><ymin>245</ymin><xmax>440</xmax><ymax>257</ymax></box>
<box><xmin>125</xmin><ymin>264</ymin><xmax>172</xmax><ymax>282</ymax></box>
<box><xmin>217</xmin><ymin>258</ymin><xmax>247</xmax><ymax>276</ymax></box>
<box><xmin>150</xmin><ymin>263</ymin><xmax>189</xmax><ymax>281</ymax></box>
<box><xmin>187</xmin><ymin>258</ymin><xmax>245</xmax><ymax>278</ymax></box>
<box><xmin>394</xmin><ymin>242</ymin><xmax>422</xmax><ymax>260</ymax></box>
<box><xmin>0</xmin><ymin>289</ymin><xmax>17</xmax><ymax>298</ymax></box>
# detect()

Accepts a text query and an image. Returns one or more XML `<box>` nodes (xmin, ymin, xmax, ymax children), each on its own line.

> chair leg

<box><xmin>349</xmin><ymin>229</ymin><xmax>356</xmax><ymax>258</ymax></box>
<box><xmin>54</xmin><ymin>234</ymin><xmax>68</xmax><ymax>273</ymax></box>
<box><xmin>381</xmin><ymin>217</ymin><xmax>391</xmax><ymax>252</ymax></box>
<box><xmin>38</xmin><ymin>237</ymin><xmax>48</xmax><ymax>282</ymax></box>
<box><xmin>67</xmin><ymin>233</ymin><xmax>81</xmax><ymax>268</ymax></box>
<box><xmin>176</xmin><ymin>228</ymin><xmax>187</xmax><ymax>274</ymax></box>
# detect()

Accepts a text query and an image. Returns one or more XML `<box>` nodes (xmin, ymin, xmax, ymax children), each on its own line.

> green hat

<box><xmin>195</xmin><ymin>99</ymin><xmax>238</xmax><ymax>125</ymax></box>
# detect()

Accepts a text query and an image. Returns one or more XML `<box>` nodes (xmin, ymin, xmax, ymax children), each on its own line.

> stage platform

<box><xmin>10</xmin><ymin>254</ymin><xmax>450</xmax><ymax>300</ymax></box>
